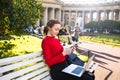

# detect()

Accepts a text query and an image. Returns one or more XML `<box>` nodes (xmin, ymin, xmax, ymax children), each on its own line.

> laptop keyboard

<box><xmin>71</xmin><ymin>67</ymin><xmax>84</xmax><ymax>75</ymax></box>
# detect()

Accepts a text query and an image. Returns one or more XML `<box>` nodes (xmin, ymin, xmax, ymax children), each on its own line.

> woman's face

<box><xmin>49</xmin><ymin>24</ymin><xmax>61</xmax><ymax>37</ymax></box>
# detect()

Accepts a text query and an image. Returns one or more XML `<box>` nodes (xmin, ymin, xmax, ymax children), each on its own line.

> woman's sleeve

<box><xmin>42</xmin><ymin>41</ymin><xmax>65</xmax><ymax>66</ymax></box>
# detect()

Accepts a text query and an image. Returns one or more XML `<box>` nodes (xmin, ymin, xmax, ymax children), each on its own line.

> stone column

<box><xmin>42</xmin><ymin>7</ymin><xmax>48</xmax><ymax>26</ymax></box>
<box><xmin>55</xmin><ymin>8</ymin><xmax>58</xmax><ymax>20</ymax></box>
<box><xmin>104</xmin><ymin>11</ymin><xmax>107</xmax><ymax>20</ymax></box>
<box><xmin>84</xmin><ymin>12</ymin><xmax>87</xmax><ymax>24</ymax></box>
<box><xmin>62</xmin><ymin>10</ymin><xmax>65</xmax><ymax>26</ymax></box>
<box><xmin>58</xmin><ymin>9</ymin><xmax>61</xmax><ymax>22</ymax></box>
<box><xmin>106</xmin><ymin>10</ymin><xmax>109</xmax><ymax>20</ymax></box>
<box><xmin>75</xmin><ymin>10</ymin><xmax>77</xmax><ymax>24</ymax></box>
<box><xmin>51</xmin><ymin>8</ymin><xmax>55</xmax><ymax>19</ymax></box>
<box><xmin>76</xmin><ymin>10</ymin><xmax>78</xmax><ymax>19</ymax></box>
<box><xmin>48</xmin><ymin>8</ymin><xmax>55</xmax><ymax>20</ymax></box>
<box><xmin>115</xmin><ymin>10</ymin><xmax>119</xmax><ymax>20</ymax></box>
<box><xmin>111</xmin><ymin>10</ymin><xmax>114</xmax><ymax>20</ymax></box>
<box><xmin>119</xmin><ymin>10</ymin><xmax>120</xmax><ymax>20</ymax></box>
<box><xmin>97</xmin><ymin>11</ymin><xmax>100</xmax><ymax>21</ymax></box>
<box><xmin>82</xmin><ymin>11</ymin><xmax>85</xmax><ymax>30</ymax></box>
<box><xmin>69</xmin><ymin>10</ymin><xmax>71</xmax><ymax>26</ymax></box>
<box><xmin>89</xmin><ymin>11</ymin><xmax>93</xmax><ymax>22</ymax></box>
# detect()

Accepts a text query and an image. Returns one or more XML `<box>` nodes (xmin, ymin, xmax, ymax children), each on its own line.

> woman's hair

<box><xmin>43</xmin><ymin>19</ymin><xmax>61</xmax><ymax>35</ymax></box>
<box><xmin>76</xmin><ymin>23</ymin><xmax>78</xmax><ymax>25</ymax></box>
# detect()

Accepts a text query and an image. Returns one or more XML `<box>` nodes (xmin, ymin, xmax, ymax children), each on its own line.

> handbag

<box><xmin>66</xmin><ymin>53</ymin><xmax>85</xmax><ymax>66</ymax></box>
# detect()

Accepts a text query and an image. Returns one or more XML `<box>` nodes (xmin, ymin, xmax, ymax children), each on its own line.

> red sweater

<box><xmin>41</xmin><ymin>36</ymin><xmax>66</xmax><ymax>67</ymax></box>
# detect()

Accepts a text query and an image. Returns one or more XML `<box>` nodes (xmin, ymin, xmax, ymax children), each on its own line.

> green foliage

<box><xmin>0</xmin><ymin>0</ymin><xmax>45</xmax><ymax>35</ymax></box>
<box><xmin>0</xmin><ymin>0</ymin><xmax>13</xmax><ymax>19</ymax></box>
<box><xmin>84</xmin><ymin>20</ymin><xmax>120</xmax><ymax>32</ymax></box>
<box><xmin>0</xmin><ymin>0</ymin><xmax>13</xmax><ymax>35</ymax></box>
<box><xmin>116</xmin><ymin>21</ymin><xmax>120</xmax><ymax>29</ymax></box>
<box><xmin>9</xmin><ymin>0</ymin><xmax>45</xmax><ymax>30</ymax></box>
<box><xmin>84</xmin><ymin>21</ymin><xmax>99</xmax><ymax>28</ymax></box>
<box><xmin>0</xmin><ymin>41</ymin><xmax>16</xmax><ymax>58</ymax></box>
<box><xmin>101</xmin><ymin>20</ymin><xmax>119</xmax><ymax>30</ymax></box>
<box><xmin>0</xmin><ymin>17</ymin><xmax>10</xmax><ymax>35</ymax></box>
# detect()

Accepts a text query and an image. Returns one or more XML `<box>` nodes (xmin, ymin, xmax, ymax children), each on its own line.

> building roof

<box><xmin>61</xmin><ymin>0</ymin><xmax>120</xmax><ymax>5</ymax></box>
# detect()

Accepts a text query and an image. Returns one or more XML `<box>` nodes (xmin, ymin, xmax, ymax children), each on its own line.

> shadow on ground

<box><xmin>77</xmin><ymin>47</ymin><xmax>120</xmax><ymax>80</ymax></box>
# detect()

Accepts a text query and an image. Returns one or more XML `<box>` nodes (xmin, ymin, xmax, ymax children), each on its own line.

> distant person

<box><xmin>59</xmin><ymin>27</ymin><xmax>67</xmax><ymax>35</ymax></box>
<box><xmin>65</xmin><ymin>25</ymin><xmax>71</xmax><ymax>35</ymax></box>
<box><xmin>34</xmin><ymin>25</ymin><xmax>42</xmax><ymax>34</ymax></box>
<box><xmin>69</xmin><ymin>25</ymin><xmax>75</xmax><ymax>41</ymax></box>
<box><xmin>74</xmin><ymin>23</ymin><xmax>80</xmax><ymax>42</ymax></box>
<box><xmin>26</xmin><ymin>25</ymin><xmax>34</xmax><ymax>33</ymax></box>
<box><xmin>58</xmin><ymin>25</ymin><xmax>73</xmax><ymax>44</ymax></box>
<box><xmin>41</xmin><ymin>24</ymin><xmax>45</xmax><ymax>36</ymax></box>
<box><xmin>76</xmin><ymin>16</ymin><xmax>82</xmax><ymax>32</ymax></box>
<box><xmin>70</xmin><ymin>25</ymin><xmax>75</xmax><ymax>36</ymax></box>
<box><xmin>25</xmin><ymin>25</ymin><xmax>31</xmax><ymax>32</ymax></box>
<box><xmin>30</xmin><ymin>25</ymin><xmax>34</xmax><ymax>33</ymax></box>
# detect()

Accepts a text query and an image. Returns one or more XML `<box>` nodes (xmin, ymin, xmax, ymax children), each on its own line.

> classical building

<box><xmin>37</xmin><ymin>0</ymin><xmax>120</xmax><ymax>30</ymax></box>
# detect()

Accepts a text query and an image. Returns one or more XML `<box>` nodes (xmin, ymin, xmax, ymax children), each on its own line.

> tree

<box><xmin>0</xmin><ymin>0</ymin><xmax>45</xmax><ymax>35</ymax></box>
<box><xmin>84</xmin><ymin>20</ymin><xmax>120</xmax><ymax>33</ymax></box>
<box><xmin>9</xmin><ymin>0</ymin><xmax>45</xmax><ymax>31</ymax></box>
<box><xmin>101</xmin><ymin>20</ymin><xmax>119</xmax><ymax>32</ymax></box>
<box><xmin>84</xmin><ymin>21</ymin><xmax>98</xmax><ymax>29</ymax></box>
<box><xmin>0</xmin><ymin>0</ymin><xmax>13</xmax><ymax>35</ymax></box>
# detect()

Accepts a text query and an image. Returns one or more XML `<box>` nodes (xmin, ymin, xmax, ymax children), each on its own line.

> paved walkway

<box><xmin>78</xmin><ymin>41</ymin><xmax>120</xmax><ymax>80</ymax></box>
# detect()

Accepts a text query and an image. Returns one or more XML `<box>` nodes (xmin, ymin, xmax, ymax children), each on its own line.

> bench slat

<box><xmin>0</xmin><ymin>51</ymin><xmax>52</xmax><ymax>80</ymax></box>
<box><xmin>31</xmin><ymin>71</ymin><xmax>50</xmax><ymax>80</ymax></box>
<box><xmin>0</xmin><ymin>52</ymin><xmax>41</xmax><ymax>66</ymax></box>
<box><xmin>1</xmin><ymin>56</ymin><xmax>43</xmax><ymax>73</ymax></box>
<box><xmin>15</xmin><ymin>66</ymin><xmax>49</xmax><ymax>80</ymax></box>
<box><xmin>0</xmin><ymin>62</ymin><xmax>46</xmax><ymax>80</ymax></box>
<box><xmin>42</xmin><ymin>76</ymin><xmax>52</xmax><ymax>80</ymax></box>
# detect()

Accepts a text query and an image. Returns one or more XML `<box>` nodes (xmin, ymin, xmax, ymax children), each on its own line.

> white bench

<box><xmin>0</xmin><ymin>52</ymin><xmax>52</xmax><ymax>80</ymax></box>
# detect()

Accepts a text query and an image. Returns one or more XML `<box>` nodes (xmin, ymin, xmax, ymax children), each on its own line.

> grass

<box><xmin>0</xmin><ymin>32</ymin><xmax>120</xmax><ymax>59</ymax></box>
<box><xmin>0</xmin><ymin>33</ymin><xmax>42</xmax><ymax>59</ymax></box>
<box><xmin>79</xmin><ymin>34</ymin><xmax>120</xmax><ymax>48</ymax></box>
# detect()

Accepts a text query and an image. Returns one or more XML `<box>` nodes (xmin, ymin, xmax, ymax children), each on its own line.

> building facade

<box><xmin>38</xmin><ymin>0</ymin><xmax>120</xmax><ymax>30</ymax></box>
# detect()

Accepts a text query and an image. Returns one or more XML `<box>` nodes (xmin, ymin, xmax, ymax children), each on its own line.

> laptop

<box><xmin>62</xmin><ymin>55</ymin><xmax>98</xmax><ymax>77</ymax></box>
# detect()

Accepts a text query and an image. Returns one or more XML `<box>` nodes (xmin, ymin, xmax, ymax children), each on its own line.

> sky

<box><xmin>60</xmin><ymin>0</ymin><xmax>117</xmax><ymax>4</ymax></box>
<box><xmin>61</xmin><ymin>0</ymin><xmax>98</xmax><ymax>2</ymax></box>
<box><xmin>60</xmin><ymin>0</ymin><xmax>101</xmax><ymax>4</ymax></box>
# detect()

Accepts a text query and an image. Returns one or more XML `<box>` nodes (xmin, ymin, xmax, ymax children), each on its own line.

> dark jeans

<box><xmin>72</xmin><ymin>37</ymin><xmax>78</xmax><ymax>42</ymax></box>
<box><xmin>50</xmin><ymin>60</ymin><xmax>95</xmax><ymax>80</ymax></box>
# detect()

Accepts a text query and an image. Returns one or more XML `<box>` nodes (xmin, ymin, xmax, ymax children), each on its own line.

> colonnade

<box><xmin>63</xmin><ymin>9</ymin><xmax>120</xmax><ymax>29</ymax></box>
<box><xmin>38</xmin><ymin>0</ymin><xmax>120</xmax><ymax>31</ymax></box>
<box><xmin>41</xmin><ymin>8</ymin><xmax>120</xmax><ymax>30</ymax></box>
<box><xmin>41</xmin><ymin>7</ymin><xmax>61</xmax><ymax>26</ymax></box>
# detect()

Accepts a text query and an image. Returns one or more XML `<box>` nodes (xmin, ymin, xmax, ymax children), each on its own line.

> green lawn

<box><xmin>0</xmin><ymin>34</ymin><xmax>42</xmax><ymax>58</ymax></box>
<box><xmin>79</xmin><ymin>34</ymin><xmax>120</xmax><ymax>48</ymax></box>
<box><xmin>0</xmin><ymin>33</ymin><xmax>120</xmax><ymax>59</ymax></box>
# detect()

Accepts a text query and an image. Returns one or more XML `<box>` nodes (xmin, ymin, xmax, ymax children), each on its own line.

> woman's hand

<box><xmin>62</xmin><ymin>46</ymin><xmax>75</xmax><ymax>56</ymax></box>
<box><xmin>70</xmin><ymin>46</ymin><xmax>75</xmax><ymax>52</ymax></box>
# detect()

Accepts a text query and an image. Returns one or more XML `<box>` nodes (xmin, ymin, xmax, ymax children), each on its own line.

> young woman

<box><xmin>41</xmin><ymin>19</ymin><xmax>94</xmax><ymax>80</ymax></box>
